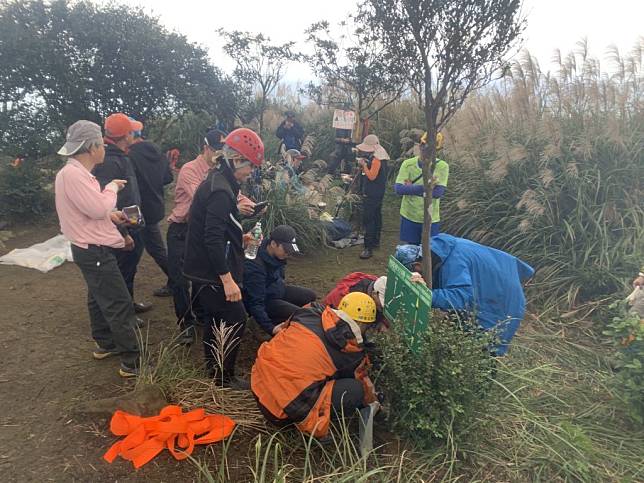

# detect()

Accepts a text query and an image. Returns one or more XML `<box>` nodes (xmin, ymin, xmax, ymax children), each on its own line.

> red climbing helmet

<box><xmin>223</xmin><ymin>128</ymin><xmax>264</xmax><ymax>166</ymax></box>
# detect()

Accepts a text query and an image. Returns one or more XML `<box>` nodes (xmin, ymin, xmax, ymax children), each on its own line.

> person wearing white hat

<box><xmin>355</xmin><ymin>134</ymin><xmax>389</xmax><ymax>259</ymax></box>
<box><xmin>54</xmin><ymin>120</ymin><xmax>140</xmax><ymax>378</ymax></box>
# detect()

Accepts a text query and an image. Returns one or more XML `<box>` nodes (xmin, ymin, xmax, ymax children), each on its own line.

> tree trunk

<box><xmin>421</xmin><ymin>116</ymin><xmax>438</xmax><ymax>288</ymax></box>
<box><xmin>258</xmin><ymin>90</ymin><xmax>267</xmax><ymax>133</ymax></box>
<box><xmin>355</xmin><ymin>95</ymin><xmax>364</xmax><ymax>142</ymax></box>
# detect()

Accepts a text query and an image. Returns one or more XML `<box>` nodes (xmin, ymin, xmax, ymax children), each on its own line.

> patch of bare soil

<box><xmin>0</xmin><ymin>214</ymin><xmax>397</xmax><ymax>481</ymax></box>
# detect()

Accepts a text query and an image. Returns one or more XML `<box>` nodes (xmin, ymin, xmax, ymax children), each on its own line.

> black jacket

<box><xmin>183</xmin><ymin>165</ymin><xmax>243</xmax><ymax>285</ymax></box>
<box><xmin>276</xmin><ymin>121</ymin><xmax>304</xmax><ymax>151</ymax></box>
<box><xmin>129</xmin><ymin>140</ymin><xmax>173</xmax><ymax>224</ymax></box>
<box><xmin>360</xmin><ymin>156</ymin><xmax>387</xmax><ymax>200</ymax></box>
<box><xmin>242</xmin><ymin>240</ymin><xmax>287</xmax><ymax>333</ymax></box>
<box><xmin>93</xmin><ymin>143</ymin><xmax>141</xmax><ymax>210</ymax></box>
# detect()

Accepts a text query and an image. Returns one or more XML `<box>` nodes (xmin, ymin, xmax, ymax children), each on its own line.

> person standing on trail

<box><xmin>54</xmin><ymin>120</ymin><xmax>140</xmax><ymax>378</ymax></box>
<box><xmin>93</xmin><ymin>113</ymin><xmax>153</xmax><ymax>317</ymax></box>
<box><xmin>242</xmin><ymin>225</ymin><xmax>317</xmax><ymax>337</ymax></box>
<box><xmin>275</xmin><ymin>111</ymin><xmax>304</xmax><ymax>152</ymax></box>
<box><xmin>128</xmin><ymin>124</ymin><xmax>174</xmax><ymax>298</ymax></box>
<box><xmin>183</xmin><ymin>128</ymin><xmax>264</xmax><ymax>389</ymax></box>
<box><xmin>251</xmin><ymin>292</ymin><xmax>380</xmax><ymax>439</ymax></box>
<box><xmin>394</xmin><ymin>132</ymin><xmax>449</xmax><ymax>243</ymax></box>
<box><xmin>166</xmin><ymin>129</ymin><xmax>226</xmax><ymax>345</ymax></box>
<box><xmin>355</xmin><ymin>134</ymin><xmax>388</xmax><ymax>260</ymax></box>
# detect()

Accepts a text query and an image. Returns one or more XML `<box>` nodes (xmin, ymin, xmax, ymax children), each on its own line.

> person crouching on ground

<box><xmin>183</xmin><ymin>128</ymin><xmax>264</xmax><ymax>390</ymax></box>
<box><xmin>54</xmin><ymin>120</ymin><xmax>140</xmax><ymax>378</ymax></box>
<box><xmin>251</xmin><ymin>292</ymin><xmax>380</xmax><ymax>439</ymax></box>
<box><xmin>243</xmin><ymin>225</ymin><xmax>317</xmax><ymax>337</ymax></box>
<box><xmin>394</xmin><ymin>234</ymin><xmax>534</xmax><ymax>355</ymax></box>
<box><xmin>355</xmin><ymin>134</ymin><xmax>388</xmax><ymax>260</ymax></box>
<box><xmin>323</xmin><ymin>273</ymin><xmax>388</xmax><ymax>327</ymax></box>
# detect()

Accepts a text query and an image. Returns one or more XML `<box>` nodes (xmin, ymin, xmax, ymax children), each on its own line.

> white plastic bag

<box><xmin>0</xmin><ymin>234</ymin><xmax>73</xmax><ymax>272</ymax></box>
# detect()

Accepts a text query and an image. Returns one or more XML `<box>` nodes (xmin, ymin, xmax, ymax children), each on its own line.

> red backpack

<box><xmin>323</xmin><ymin>272</ymin><xmax>378</xmax><ymax>308</ymax></box>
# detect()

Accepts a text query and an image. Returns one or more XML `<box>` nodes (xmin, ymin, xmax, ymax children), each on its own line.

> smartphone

<box><xmin>252</xmin><ymin>201</ymin><xmax>270</xmax><ymax>215</ymax></box>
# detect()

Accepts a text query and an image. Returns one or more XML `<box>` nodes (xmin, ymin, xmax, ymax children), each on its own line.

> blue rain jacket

<box><xmin>396</xmin><ymin>234</ymin><xmax>535</xmax><ymax>355</ymax></box>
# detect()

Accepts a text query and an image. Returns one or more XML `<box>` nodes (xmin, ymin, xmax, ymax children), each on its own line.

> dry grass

<box><xmin>172</xmin><ymin>379</ymin><xmax>267</xmax><ymax>433</ymax></box>
<box><xmin>442</xmin><ymin>43</ymin><xmax>643</xmax><ymax>310</ymax></box>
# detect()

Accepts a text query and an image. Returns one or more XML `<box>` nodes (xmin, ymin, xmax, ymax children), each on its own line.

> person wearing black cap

<box><xmin>275</xmin><ymin>111</ymin><xmax>304</xmax><ymax>152</ymax></box>
<box><xmin>166</xmin><ymin>129</ymin><xmax>225</xmax><ymax>344</ymax></box>
<box><xmin>242</xmin><ymin>225</ymin><xmax>317</xmax><ymax>336</ymax></box>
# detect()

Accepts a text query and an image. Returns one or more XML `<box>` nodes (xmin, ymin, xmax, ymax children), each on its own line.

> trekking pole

<box><xmin>333</xmin><ymin>167</ymin><xmax>361</xmax><ymax>218</ymax></box>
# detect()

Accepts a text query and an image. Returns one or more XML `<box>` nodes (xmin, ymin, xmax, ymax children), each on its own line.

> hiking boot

<box><xmin>360</xmin><ymin>248</ymin><xmax>373</xmax><ymax>259</ymax></box>
<box><xmin>177</xmin><ymin>326</ymin><xmax>196</xmax><ymax>346</ymax></box>
<box><xmin>119</xmin><ymin>363</ymin><xmax>139</xmax><ymax>378</ymax></box>
<box><xmin>153</xmin><ymin>285</ymin><xmax>172</xmax><ymax>297</ymax></box>
<box><xmin>92</xmin><ymin>344</ymin><xmax>118</xmax><ymax>360</ymax></box>
<box><xmin>133</xmin><ymin>302</ymin><xmax>153</xmax><ymax>313</ymax></box>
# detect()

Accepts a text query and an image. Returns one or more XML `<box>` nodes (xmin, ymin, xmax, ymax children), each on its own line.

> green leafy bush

<box><xmin>373</xmin><ymin>314</ymin><xmax>495</xmax><ymax>444</ymax></box>
<box><xmin>603</xmin><ymin>301</ymin><xmax>644</xmax><ymax>423</ymax></box>
<box><xmin>0</xmin><ymin>159</ymin><xmax>57</xmax><ymax>222</ymax></box>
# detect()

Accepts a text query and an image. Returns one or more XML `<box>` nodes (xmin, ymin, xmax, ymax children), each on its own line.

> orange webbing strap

<box><xmin>103</xmin><ymin>405</ymin><xmax>235</xmax><ymax>468</ymax></box>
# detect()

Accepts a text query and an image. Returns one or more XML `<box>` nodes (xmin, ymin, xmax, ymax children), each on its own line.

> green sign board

<box><xmin>383</xmin><ymin>256</ymin><xmax>432</xmax><ymax>339</ymax></box>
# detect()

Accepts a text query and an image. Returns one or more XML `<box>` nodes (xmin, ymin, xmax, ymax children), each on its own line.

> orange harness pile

<box><xmin>103</xmin><ymin>405</ymin><xmax>235</xmax><ymax>468</ymax></box>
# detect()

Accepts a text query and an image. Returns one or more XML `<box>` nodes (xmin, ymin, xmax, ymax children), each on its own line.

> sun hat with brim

<box><xmin>270</xmin><ymin>224</ymin><xmax>300</xmax><ymax>255</ymax></box>
<box><xmin>372</xmin><ymin>276</ymin><xmax>387</xmax><ymax>307</ymax></box>
<box><xmin>356</xmin><ymin>134</ymin><xmax>390</xmax><ymax>160</ymax></box>
<box><xmin>57</xmin><ymin>120</ymin><xmax>103</xmax><ymax>156</ymax></box>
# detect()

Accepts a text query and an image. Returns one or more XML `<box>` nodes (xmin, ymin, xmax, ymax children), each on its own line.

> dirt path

<box><xmin>0</xmin><ymin>215</ymin><xmax>397</xmax><ymax>481</ymax></box>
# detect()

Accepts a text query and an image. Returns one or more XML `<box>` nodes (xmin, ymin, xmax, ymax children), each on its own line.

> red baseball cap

<box><xmin>104</xmin><ymin>113</ymin><xmax>143</xmax><ymax>138</ymax></box>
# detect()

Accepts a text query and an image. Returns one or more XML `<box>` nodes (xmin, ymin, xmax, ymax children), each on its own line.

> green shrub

<box><xmin>0</xmin><ymin>159</ymin><xmax>57</xmax><ymax>222</ymax></box>
<box><xmin>603</xmin><ymin>301</ymin><xmax>644</xmax><ymax>423</ymax></box>
<box><xmin>373</xmin><ymin>314</ymin><xmax>495</xmax><ymax>445</ymax></box>
<box><xmin>146</xmin><ymin>110</ymin><xmax>215</xmax><ymax>164</ymax></box>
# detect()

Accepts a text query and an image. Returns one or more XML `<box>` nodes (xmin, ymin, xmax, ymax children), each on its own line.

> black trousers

<box><xmin>198</xmin><ymin>285</ymin><xmax>247</xmax><ymax>381</ymax></box>
<box><xmin>71</xmin><ymin>244</ymin><xmax>140</xmax><ymax>366</ymax></box>
<box><xmin>331</xmin><ymin>378</ymin><xmax>365</xmax><ymax>416</ymax></box>
<box><xmin>265</xmin><ymin>285</ymin><xmax>317</xmax><ymax>325</ymax></box>
<box><xmin>256</xmin><ymin>378</ymin><xmax>365</xmax><ymax>428</ymax></box>
<box><xmin>166</xmin><ymin>222</ymin><xmax>206</xmax><ymax>328</ymax></box>
<box><xmin>328</xmin><ymin>143</ymin><xmax>355</xmax><ymax>174</ymax></box>
<box><xmin>112</xmin><ymin>230</ymin><xmax>145</xmax><ymax>298</ymax></box>
<box><xmin>362</xmin><ymin>196</ymin><xmax>383</xmax><ymax>249</ymax></box>
<box><xmin>142</xmin><ymin>222</ymin><xmax>169</xmax><ymax>283</ymax></box>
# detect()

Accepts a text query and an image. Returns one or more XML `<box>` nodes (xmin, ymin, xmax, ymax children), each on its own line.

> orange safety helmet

<box><xmin>223</xmin><ymin>128</ymin><xmax>264</xmax><ymax>166</ymax></box>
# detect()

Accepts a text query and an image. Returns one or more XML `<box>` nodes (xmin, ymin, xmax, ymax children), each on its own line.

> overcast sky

<box><xmin>108</xmin><ymin>0</ymin><xmax>642</xmax><ymax>80</ymax></box>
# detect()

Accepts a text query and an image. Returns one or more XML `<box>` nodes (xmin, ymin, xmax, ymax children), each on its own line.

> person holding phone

<box><xmin>184</xmin><ymin>128</ymin><xmax>264</xmax><ymax>389</ymax></box>
<box><xmin>243</xmin><ymin>225</ymin><xmax>317</xmax><ymax>337</ymax></box>
<box><xmin>54</xmin><ymin>120</ymin><xmax>140</xmax><ymax>378</ymax></box>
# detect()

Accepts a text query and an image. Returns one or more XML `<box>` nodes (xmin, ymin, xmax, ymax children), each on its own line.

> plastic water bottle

<box><xmin>244</xmin><ymin>221</ymin><xmax>263</xmax><ymax>259</ymax></box>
